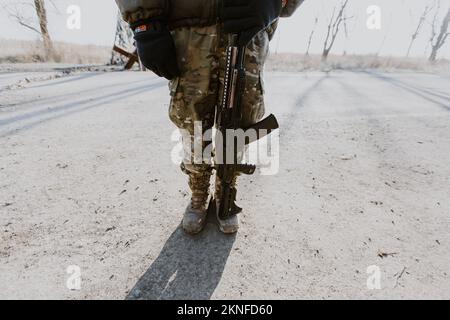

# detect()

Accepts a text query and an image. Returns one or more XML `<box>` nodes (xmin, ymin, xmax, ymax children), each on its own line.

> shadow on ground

<box><xmin>361</xmin><ymin>70</ymin><xmax>450</xmax><ymax>111</ymax></box>
<box><xmin>126</xmin><ymin>214</ymin><xmax>236</xmax><ymax>300</ymax></box>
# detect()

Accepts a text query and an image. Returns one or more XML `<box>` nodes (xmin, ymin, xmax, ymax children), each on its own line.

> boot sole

<box><xmin>218</xmin><ymin>227</ymin><xmax>238</xmax><ymax>234</ymax></box>
<box><xmin>218</xmin><ymin>223</ymin><xmax>239</xmax><ymax>234</ymax></box>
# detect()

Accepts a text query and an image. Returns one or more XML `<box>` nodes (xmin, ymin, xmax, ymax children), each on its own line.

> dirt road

<box><xmin>0</xmin><ymin>69</ymin><xmax>449</xmax><ymax>299</ymax></box>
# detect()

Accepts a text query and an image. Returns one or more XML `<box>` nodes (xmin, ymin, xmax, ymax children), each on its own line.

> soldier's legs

<box><xmin>168</xmin><ymin>25</ymin><xmax>270</xmax><ymax>234</ymax></box>
<box><xmin>169</xmin><ymin>25</ymin><xmax>220</xmax><ymax>174</ymax></box>
<box><xmin>169</xmin><ymin>26</ymin><xmax>219</xmax><ymax>234</ymax></box>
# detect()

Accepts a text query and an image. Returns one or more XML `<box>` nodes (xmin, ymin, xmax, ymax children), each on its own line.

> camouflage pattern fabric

<box><xmin>116</xmin><ymin>0</ymin><xmax>304</xmax><ymax>25</ymax></box>
<box><xmin>281</xmin><ymin>0</ymin><xmax>305</xmax><ymax>17</ymax></box>
<box><xmin>169</xmin><ymin>25</ymin><xmax>270</xmax><ymax>175</ymax></box>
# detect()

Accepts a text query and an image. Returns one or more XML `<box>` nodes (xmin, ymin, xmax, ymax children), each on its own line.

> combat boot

<box><xmin>215</xmin><ymin>176</ymin><xmax>240</xmax><ymax>234</ymax></box>
<box><xmin>182</xmin><ymin>172</ymin><xmax>211</xmax><ymax>235</ymax></box>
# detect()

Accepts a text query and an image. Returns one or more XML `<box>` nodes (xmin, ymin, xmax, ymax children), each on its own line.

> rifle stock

<box><xmin>244</xmin><ymin>113</ymin><xmax>279</xmax><ymax>145</ymax></box>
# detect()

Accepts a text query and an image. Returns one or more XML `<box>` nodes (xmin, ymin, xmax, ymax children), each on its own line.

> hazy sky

<box><xmin>1</xmin><ymin>0</ymin><xmax>449</xmax><ymax>58</ymax></box>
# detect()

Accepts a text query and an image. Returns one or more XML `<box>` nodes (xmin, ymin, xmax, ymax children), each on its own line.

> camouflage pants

<box><xmin>169</xmin><ymin>25</ymin><xmax>271</xmax><ymax>176</ymax></box>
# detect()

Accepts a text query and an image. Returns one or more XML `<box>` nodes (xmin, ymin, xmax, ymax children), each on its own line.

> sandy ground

<box><xmin>0</xmin><ymin>69</ymin><xmax>449</xmax><ymax>300</ymax></box>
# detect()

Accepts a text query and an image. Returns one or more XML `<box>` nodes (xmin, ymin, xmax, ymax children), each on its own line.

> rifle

<box><xmin>213</xmin><ymin>35</ymin><xmax>279</xmax><ymax>220</ymax></box>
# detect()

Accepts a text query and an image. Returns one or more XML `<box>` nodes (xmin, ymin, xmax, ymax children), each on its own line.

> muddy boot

<box><xmin>215</xmin><ymin>176</ymin><xmax>240</xmax><ymax>234</ymax></box>
<box><xmin>182</xmin><ymin>172</ymin><xmax>211</xmax><ymax>235</ymax></box>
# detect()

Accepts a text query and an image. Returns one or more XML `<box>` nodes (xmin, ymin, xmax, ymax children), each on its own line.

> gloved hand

<box><xmin>221</xmin><ymin>0</ymin><xmax>282</xmax><ymax>46</ymax></box>
<box><xmin>132</xmin><ymin>20</ymin><xmax>180</xmax><ymax>80</ymax></box>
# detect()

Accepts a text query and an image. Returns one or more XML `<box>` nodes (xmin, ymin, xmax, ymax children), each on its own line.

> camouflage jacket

<box><xmin>116</xmin><ymin>0</ymin><xmax>304</xmax><ymax>28</ymax></box>
<box><xmin>281</xmin><ymin>0</ymin><xmax>304</xmax><ymax>17</ymax></box>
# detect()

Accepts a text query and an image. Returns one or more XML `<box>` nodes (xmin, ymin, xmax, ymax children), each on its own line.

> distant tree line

<box><xmin>2</xmin><ymin>0</ymin><xmax>450</xmax><ymax>63</ymax></box>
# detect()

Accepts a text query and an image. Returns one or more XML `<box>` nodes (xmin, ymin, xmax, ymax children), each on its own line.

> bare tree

<box><xmin>322</xmin><ymin>0</ymin><xmax>351</xmax><ymax>61</ymax></box>
<box><xmin>3</xmin><ymin>0</ymin><xmax>55</xmax><ymax>60</ymax></box>
<box><xmin>427</xmin><ymin>1</ymin><xmax>441</xmax><ymax>56</ymax></box>
<box><xmin>376</xmin><ymin>20</ymin><xmax>390</xmax><ymax>57</ymax></box>
<box><xmin>429</xmin><ymin>4</ymin><xmax>450</xmax><ymax>62</ymax></box>
<box><xmin>305</xmin><ymin>17</ymin><xmax>318</xmax><ymax>56</ymax></box>
<box><xmin>34</xmin><ymin>0</ymin><xmax>53</xmax><ymax>59</ymax></box>
<box><xmin>406</xmin><ymin>4</ymin><xmax>434</xmax><ymax>57</ymax></box>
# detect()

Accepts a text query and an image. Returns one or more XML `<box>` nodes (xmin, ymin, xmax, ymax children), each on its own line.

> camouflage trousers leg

<box><xmin>168</xmin><ymin>25</ymin><xmax>270</xmax><ymax>176</ymax></box>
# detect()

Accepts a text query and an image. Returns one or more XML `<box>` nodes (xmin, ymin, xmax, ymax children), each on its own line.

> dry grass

<box><xmin>0</xmin><ymin>39</ymin><xmax>111</xmax><ymax>64</ymax></box>
<box><xmin>2</xmin><ymin>39</ymin><xmax>450</xmax><ymax>74</ymax></box>
<box><xmin>266</xmin><ymin>53</ymin><xmax>450</xmax><ymax>73</ymax></box>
